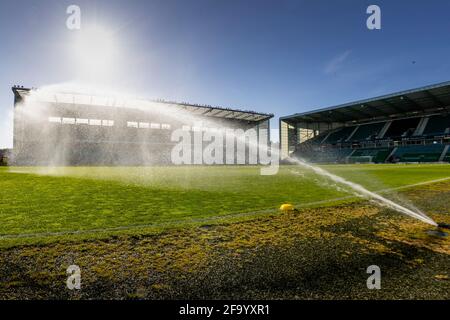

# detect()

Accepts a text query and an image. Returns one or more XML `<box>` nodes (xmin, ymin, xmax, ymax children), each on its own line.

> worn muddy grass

<box><xmin>0</xmin><ymin>180</ymin><xmax>448</xmax><ymax>299</ymax></box>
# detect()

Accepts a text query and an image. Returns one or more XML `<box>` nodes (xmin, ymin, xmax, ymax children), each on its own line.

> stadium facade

<box><xmin>12</xmin><ymin>86</ymin><xmax>273</xmax><ymax>165</ymax></box>
<box><xmin>280</xmin><ymin>81</ymin><xmax>450</xmax><ymax>163</ymax></box>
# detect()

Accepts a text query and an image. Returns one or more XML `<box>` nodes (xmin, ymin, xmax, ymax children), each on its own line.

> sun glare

<box><xmin>73</xmin><ymin>25</ymin><xmax>118</xmax><ymax>81</ymax></box>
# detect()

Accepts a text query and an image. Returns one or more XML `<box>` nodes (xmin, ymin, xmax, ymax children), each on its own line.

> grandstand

<box><xmin>280</xmin><ymin>81</ymin><xmax>450</xmax><ymax>163</ymax></box>
<box><xmin>12</xmin><ymin>86</ymin><xmax>273</xmax><ymax>165</ymax></box>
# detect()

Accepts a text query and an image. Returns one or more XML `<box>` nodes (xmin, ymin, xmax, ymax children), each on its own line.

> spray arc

<box><xmin>288</xmin><ymin>156</ymin><xmax>438</xmax><ymax>227</ymax></box>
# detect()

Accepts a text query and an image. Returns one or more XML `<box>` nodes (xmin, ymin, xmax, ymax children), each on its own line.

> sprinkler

<box><xmin>426</xmin><ymin>222</ymin><xmax>450</xmax><ymax>238</ymax></box>
<box><xmin>280</xmin><ymin>204</ymin><xmax>295</xmax><ymax>212</ymax></box>
<box><xmin>437</xmin><ymin>222</ymin><xmax>450</xmax><ymax>230</ymax></box>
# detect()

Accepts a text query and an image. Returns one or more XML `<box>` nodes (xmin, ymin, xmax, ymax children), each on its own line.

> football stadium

<box><xmin>280</xmin><ymin>81</ymin><xmax>450</xmax><ymax>164</ymax></box>
<box><xmin>1</xmin><ymin>81</ymin><xmax>449</xmax><ymax>300</ymax></box>
<box><xmin>0</xmin><ymin>0</ymin><xmax>449</xmax><ymax>305</ymax></box>
<box><xmin>12</xmin><ymin>86</ymin><xmax>272</xmax><ymax>166</ymax></box>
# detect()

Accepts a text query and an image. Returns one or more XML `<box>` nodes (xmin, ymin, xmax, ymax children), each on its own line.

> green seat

<box><xmin>392</xmin><ymin>145</ymin><xmax>445</xmax><ymax>162</ymax></box>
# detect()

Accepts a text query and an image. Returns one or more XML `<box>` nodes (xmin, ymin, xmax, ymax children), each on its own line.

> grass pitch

<box><xmin>0</xmin><ymin>164</ymin><xmax>449</xmax><ymax>299</ymax></box>
<box><xmin>1</xmin><ymin>164</ymin><xmax>450</xmax><ymax>245</ymax></box>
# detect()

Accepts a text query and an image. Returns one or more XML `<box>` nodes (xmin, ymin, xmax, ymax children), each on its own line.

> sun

<box><xmin>73</xmin><ymin>25</ymin><xmax>119</xmax><ymax>81</ymax></box>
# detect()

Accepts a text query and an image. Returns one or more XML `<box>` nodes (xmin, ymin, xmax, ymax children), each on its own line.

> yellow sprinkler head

<box><xmin>280</xmin><ymin>204</ymin><xmax>295</xmax><ymax>212</ymax></box>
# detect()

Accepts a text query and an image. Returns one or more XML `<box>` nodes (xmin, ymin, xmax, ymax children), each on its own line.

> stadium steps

<box><xmin>422</xmin><ymin>114</ymin><xmax>450</xmax><ymax>136</ymax></box>
<box><xmin>439</xmin><ymin>145</ymin><xmax>450</xmax><ymax>162</ymax></box>
<box><xmin>320</xmin><ymin>131</ymin><xmax>333</xmax><ymax>144</ymax></box>
<box><xmin>301</xmin><ymin>132</ymin><xmax>329</xmax><ymax>145</ymax></box>
<box><xmin>345</xmin><ymin>126</ymin><xmax>360</xmax><ymax>141</ymax></box>
<box><xmin>377</xmin><ymin>121</ymin><xmax>392</xmax><ymax>139</ymax></box>
<box><xmin>413</xmin><ymin>117</ymin><xmax>429</xmax><ymax>136</ymax></box>
<box><xmin>349</xmin><ymin>122</ymin><xmax>385</xmax><ymax>141</ymax></box>
<box><xmin>444</xmin><ymin>148</ymin><xmax>450</xmax><ymax>162</ymax></box>
<box><xmin>383</xmin><ymin>117</ymin><xmax>421</xmax><ymax>139</ymax></box>
<box><xmin>347</xmin><ymin>149</ymin><xmax>357</xmax><ymax>157</ymax></box>
<box><xmin>324</xmin><ymin>126</ymin><xmax>357</xmax><ymax>144</ymax></box>
<box><xmin>386</xmin><ymin>147</ymin><xmax>398</xmax><ymax>162</ymax></box>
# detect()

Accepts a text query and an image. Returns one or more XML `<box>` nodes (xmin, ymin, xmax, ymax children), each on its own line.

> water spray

<box><xmin>15</xmin><ymin>84</ymin><xmax>444</xmax><ymax>231</ymax></box>
<box><xmin>288</xmin><ymin>156</ymin><xmax>438</xmax><ymax>227</ymax></box>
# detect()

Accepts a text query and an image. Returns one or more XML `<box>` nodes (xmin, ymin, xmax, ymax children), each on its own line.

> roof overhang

<box><xmin>280</xmin><ymin>81</ymin><xmax>450</xmax><ymax>125</ymax></box>
<box><xmin>12</xmin><ymin>86</ymin><xmax>273</xmax><ymax>123</ymax></box>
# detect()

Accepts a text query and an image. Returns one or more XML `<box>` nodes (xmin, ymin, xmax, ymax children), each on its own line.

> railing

<box><xmin>295</xmin><ymin>134</ymin><xmax>450</xmax><ymax>156</ymax></box>
<box><xmin>311</xmin><ymin>135</ymin><xmax>450</xmax><ymax>150</ymax></box>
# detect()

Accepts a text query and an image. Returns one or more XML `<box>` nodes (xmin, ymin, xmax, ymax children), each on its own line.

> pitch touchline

<box><xmin>1</xmin><ymin>176</ymin><xmax>450</xmax><ymax>240</ymax></box>
<box><xmin>294</xmin><ymin>176</ymin><xmax>450</xmax><ymax>207</ymax></box>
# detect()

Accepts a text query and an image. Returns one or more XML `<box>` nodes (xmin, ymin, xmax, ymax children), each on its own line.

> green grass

<box><xmin>2</xmin><ymin>164</ymin><xmax>449</xmax><ymax>299</ymax></box>
<box><xmin>1</xmin><ymin>164</ymin><xmax>449</xmax><ymax>243</ymax></box>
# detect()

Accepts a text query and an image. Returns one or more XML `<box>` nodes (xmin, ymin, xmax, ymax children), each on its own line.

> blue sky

<box><xmin>1</xmin><ymin>0</ymin><xmax>450</xmax><ymax>147</ymax></box>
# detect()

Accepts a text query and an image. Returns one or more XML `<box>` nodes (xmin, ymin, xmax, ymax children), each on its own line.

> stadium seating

<box><xmin>347</xmin><ymin>148</ymin><xmax>392</xmax><ymax>163</ymax></box>
<box><xmin>303</xmin><ymin>132</ymin><xmax>329</xmax><ymax>145</ymax></box>
<box><xmin>295</xmin><ymin>147</ymin><xmax>353</xmax><ymax>163</ymax></box>
<box><xmin>285</xmin><ymin>81</ymin><xmax>450</xmax><ymax>164</ymax></box>
<box><xmin>349</xmin><ymin>122</ymin><xmax>385</xmax><ymax>141</ymax></box>
<box><xmin>323</xmin><ymin>126</ymin><xmax>356</xmax><ymax>144</ymax></box>
<box><xmin>423</xmin><ymin>114</ymin><xmax>450</xmax><ymax>136</ymax></box>
<box><xmin>293</xmin><ymin>115</ymin><xmax>450</xmax><ymax>164</ymax></box>
<box><xmin>444</xmin><ymin>153</ymin><xmax>450</xmax><ymax>162</ymax></box>
<box><xmin>390</xmin><ymin>144</ymin><xmax>445</xmax><ymax>162</ymax></box>
<box><xmin>383</xmin><ymin>117</ymin><xmax>421</xmax><ymax>139</ymax></box>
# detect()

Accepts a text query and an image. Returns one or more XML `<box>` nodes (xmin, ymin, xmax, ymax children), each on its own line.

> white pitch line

<box><xmin>292</xmin><ymin>176</ymin><xmax>450</xmax><ymax>208</ymax></box>
<box><xmin>1</xmin><ymin>176</ymin><xmax>450</xmax><ymax>240</ymax></box>
<box><xmin>378</xmin><ymin>176</ymin><xmax>450</xmax><ymax>192</ymax></box>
